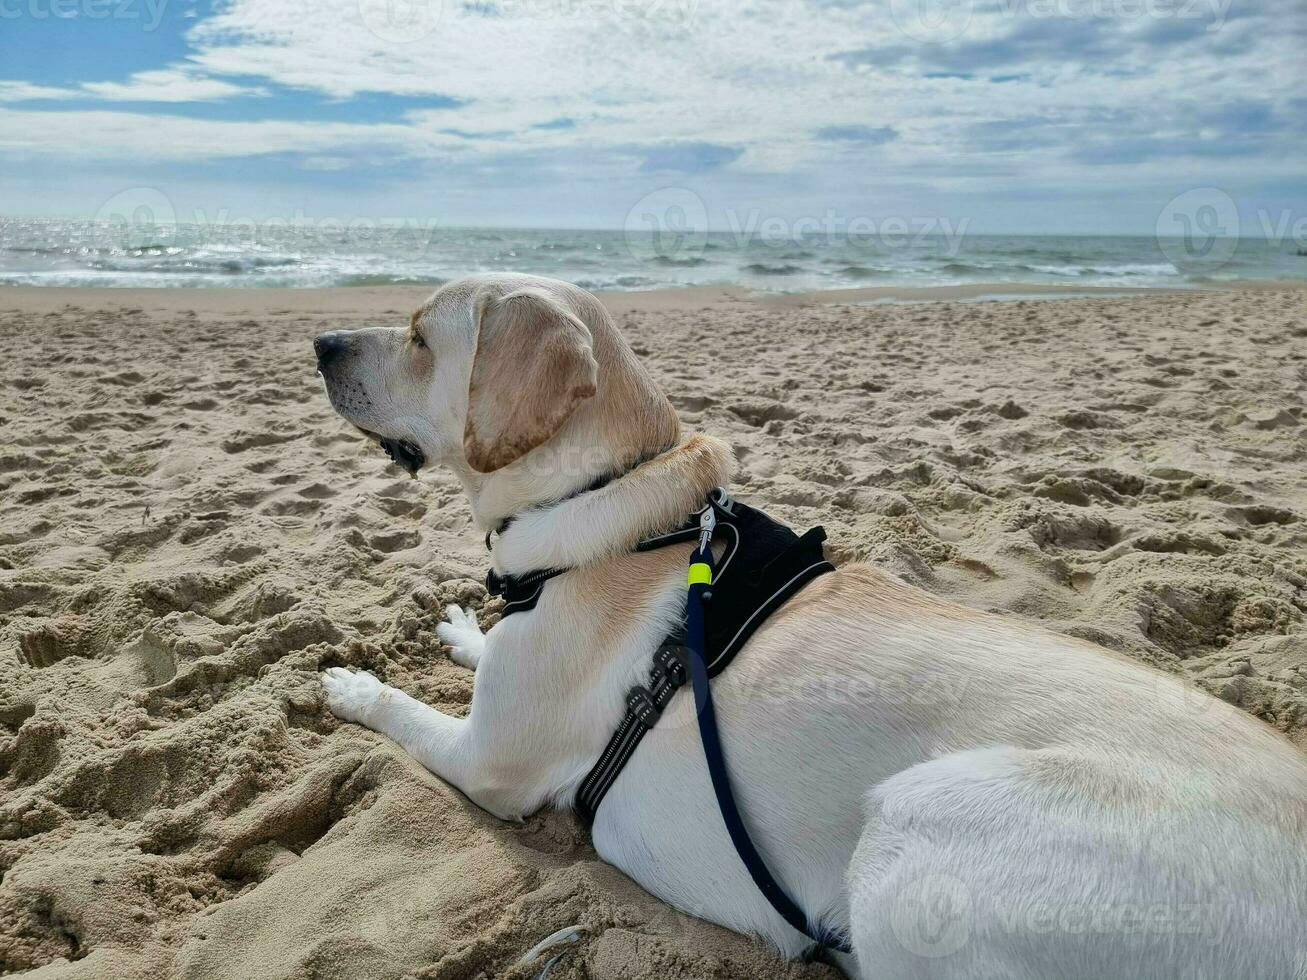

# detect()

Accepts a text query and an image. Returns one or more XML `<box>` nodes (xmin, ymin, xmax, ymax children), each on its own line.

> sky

<box><xmin>0</xmin><ymin>0</ymin><xmax>1303</xmax><ymax>233</ymax></box>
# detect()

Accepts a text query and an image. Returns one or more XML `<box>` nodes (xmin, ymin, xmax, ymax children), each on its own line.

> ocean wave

<box><xmin>2</xmin><ymin>220</ymin><xmax>1292</xmax><ymax>292</ymax></box>
<box><xmin>84</xmin><ymin>255</ymin><xmax>305</xmax><ymax>275</ymax></box>
<box><xmin>573</xmin><ymin>275</ymin><xmax>660</xmax><ymax>290</ymax></box>
<box><xmin>934</xmin><ymin>261</ymin><xmax>994</xmax><ymax>275</ymax></box>
<box><xmin>1017</xmin><ymin>262</ymin><xmax>1178</xmax><ymax>279</ymax></box>
<box><xmin>832</xmin><ymin>265</ymin><xmax>891</xmax><ymax>279</ymax></box>
<box><xmin>1017</xmin><ymin>263</ymin><xmax>1084</xmax><ymax>278</ymax></box>
<box><xmin>3</xmin><ymin>245</ymin><xmax>65</xmax><ymax>256</ymax></box>
<box><xmin>741</xmin><ymin>262</ymin><xmax>803</xmax><ymax>275</ymax></box>
<box><xmin>650</xmin><ymin>255</ymin><xmax>708</xmax><ymax>267</ymax></box>
<box><xmin>337</xmin><ymin>274</ymin><xmax>445</xmax><ymax>287</ymax></box>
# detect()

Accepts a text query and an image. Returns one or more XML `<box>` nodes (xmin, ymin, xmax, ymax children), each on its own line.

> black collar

<box><xmin>485</xmin><ymin>488</ymin><xmax>744</xmax><ymax>620</ymax></box>
<box><xmin>484</xmin><ymin>484</ymin><xmax>721</xmax><ymax>615</ymax></box>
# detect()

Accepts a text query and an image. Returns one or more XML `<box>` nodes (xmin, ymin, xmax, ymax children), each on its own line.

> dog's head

<box><xmin>314</xmin><ymin>274</ymin><xmax>679</xmax><ymax>512</ymax></box>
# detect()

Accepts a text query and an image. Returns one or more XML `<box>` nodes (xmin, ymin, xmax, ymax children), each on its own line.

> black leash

<box><xmin>684</xmin><ymin>508</ymin><xmax>852</xmax><ymax>956</ymax></box>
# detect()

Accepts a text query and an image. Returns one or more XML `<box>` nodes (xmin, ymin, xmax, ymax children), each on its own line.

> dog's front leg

<box><xmin>322</xmin><ymin>667</ymin><xmax>478</xmax><ymax>793</ymax></box>
<box><xmin>321</xmin><ymin>666</ymin><xmax>540</xmax><ymax>819</ymax></box>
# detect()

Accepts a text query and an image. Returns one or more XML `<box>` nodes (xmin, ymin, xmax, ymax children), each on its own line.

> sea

<box><xmin>2</xmin><ymin>217</ymin><xmax>1303</xmax><ymax>293</ymax></box>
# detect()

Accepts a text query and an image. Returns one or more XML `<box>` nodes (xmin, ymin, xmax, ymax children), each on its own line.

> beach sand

<box><xmin>2</xmin><ymin>282</ymin><xmax>1305</xmax><ymax>979</ymax></box>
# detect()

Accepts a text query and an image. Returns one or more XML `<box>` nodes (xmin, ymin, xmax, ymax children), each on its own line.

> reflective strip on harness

<box><xmin>572</xmin><ymin>494</ymin><xmax>833</xmax><ymax>824</ymax></box>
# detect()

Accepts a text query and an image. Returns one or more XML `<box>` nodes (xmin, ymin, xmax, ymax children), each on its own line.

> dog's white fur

<box><xmin>318</xmin><ymin>273</ymin><xmax>1307</xmax><ymax>978</ymax></box>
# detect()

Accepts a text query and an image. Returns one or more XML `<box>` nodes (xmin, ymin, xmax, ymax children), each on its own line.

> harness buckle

<box><xmin>626</xmin><ymin>686</ymin><xmax>660</xmax><ymax>730</ymax></box>
<box><xmin>653</xmin><ymin>644</ymin><xmax>688</xmax><ymax>688</ymax></box>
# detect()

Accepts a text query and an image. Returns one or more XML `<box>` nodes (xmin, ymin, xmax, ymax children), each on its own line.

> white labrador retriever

<box><xmin>317</xmin><ymin>273</ymin><xmax>1307</xmax><ymax>978</ymax></box>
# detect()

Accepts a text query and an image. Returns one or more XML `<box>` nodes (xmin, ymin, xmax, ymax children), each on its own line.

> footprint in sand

<box><xmin>262</xmin><ymin>498</ymin><xmax>324</xmax><ymax>517</ymax></box>
<box><xmin>221</xmin><ymin>430</ymin><xmax>301</xmax><ymax>453</ymax></box>
<box><xmin>727</xmin><ymin>401</ymin><xmax>801</xmax><ymax>427</ymax></box>
<box><xmin>370</xmin><ymin>529</ymin><xmax>422</xmax><ymax>553</ymax></box>
<box><xmin>19</xmin><ymin>621</ymin><xmax>86</xmax><ymax>668</ymax></box>
<box><xmin>1225</xmin><ymin>504</ymin><xmax>1299</xmax><ymax>527</ymax></box>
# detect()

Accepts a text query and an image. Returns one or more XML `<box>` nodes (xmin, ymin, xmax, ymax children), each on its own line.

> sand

<box><xmin>1</xmin><ymin>282</ymin><xmax>1305</xmax><ymax>979</ymax></box>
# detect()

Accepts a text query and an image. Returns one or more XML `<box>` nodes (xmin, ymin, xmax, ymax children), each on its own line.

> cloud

<box><xmin>0</xmin><ymin>82</ymin><xmax>72</xmax><ymax>102</ymax></box>
<box><xmin>0</xmin><ymin>0</ymin><xmax>1302</xmax><ymax>225</ymax></box>
<box><xmin>0</xmin><ymin>72</ymin><xmax>259</xmax><ymax>106</ymax></box>
<box><xmin>639</xmin><ymin>142</ymin><xmax>742</xmax><ymax>173</ymax></box>
<box><xmin>831</xmin><ymin>17</ymin><xmax>1125</xmax><ymax>75</ymax></box>
<box><xmin>1070</xmin><ymin>136</ymin><xmax>1264</xmax><ymax>164</ymax></box>
<box><xmin>814</xmin><ymin>125</ymin><xmax>898</xmax><ymax>143</ymax></box>
<box><xmin>440</xmin><ymin>127</ymin><xmax>512</xmax><ymax>140</ymax></box>
<box><xmin>533</xmin><ymin>117</ymin><xmax>576</xmax><ymax>130</ymax></box>
<box><xmin>79</xmin><ymin>70</ymin><xmax>260</xmax><ymax>103</ymax></box>
<box><xmin>0</xmin><ymin>107</ymin><xmax>452</xmax><ymax>161</ymax></box>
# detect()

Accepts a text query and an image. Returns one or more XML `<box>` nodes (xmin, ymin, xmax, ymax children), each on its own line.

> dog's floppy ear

<box><xmin>463</xmin><ymin>288</ymin><xmax>599</xmax><ymax>473</ymax></box>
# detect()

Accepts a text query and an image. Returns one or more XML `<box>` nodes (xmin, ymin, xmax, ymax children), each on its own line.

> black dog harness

<box><xmin>486</xmin><ymin>488</ymin><xmax>850</xmax><ymax>953</ymax></box>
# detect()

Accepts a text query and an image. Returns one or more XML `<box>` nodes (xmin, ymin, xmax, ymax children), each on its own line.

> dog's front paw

<box><xmin>436</xmin><ymin>604</ymin><xmax>485</xmax><ymax>669</ymax></box>
<box><xmin>322</xmin><ymin>667</ymin><xmax>385</xmax><ymax>725</ymax></box>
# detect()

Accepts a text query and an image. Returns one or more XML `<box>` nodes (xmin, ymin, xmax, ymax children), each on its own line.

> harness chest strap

<box><xmin>486</xmin><ymin>488</ymin><xmax>847</xmax><ymax>954</ymax></box>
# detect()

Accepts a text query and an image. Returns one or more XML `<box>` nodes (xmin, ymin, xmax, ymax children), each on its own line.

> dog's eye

<box><xmin>411</xmin><ymin>332</ymin><xmax>427</xmax><ymax>349</ymax></box>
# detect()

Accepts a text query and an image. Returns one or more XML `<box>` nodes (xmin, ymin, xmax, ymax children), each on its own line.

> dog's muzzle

<box><xmin>313</xmin><ymin>331</ymin><xmax>425</xmax><ymax>476</ymax></box>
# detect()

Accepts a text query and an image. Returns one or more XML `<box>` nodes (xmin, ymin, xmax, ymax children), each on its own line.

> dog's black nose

<box><xmin>314</xmin><ymin>331</ymin><xmax>346</xmax><ymax>370</ymax></box>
